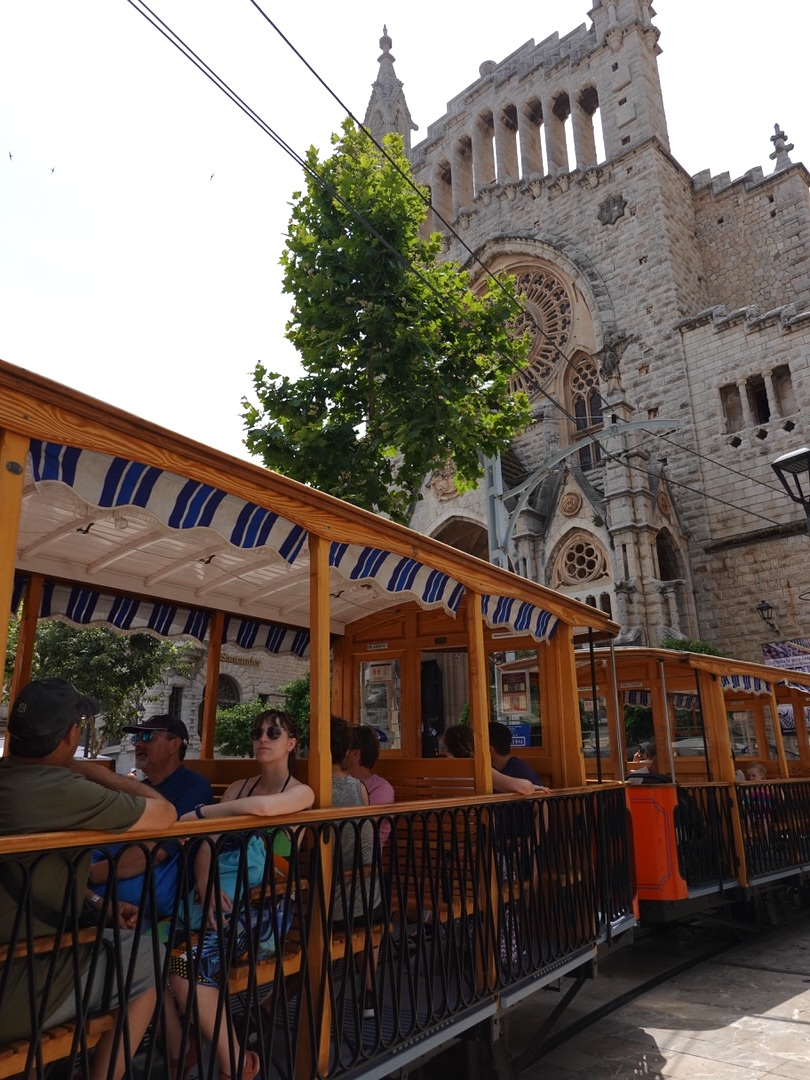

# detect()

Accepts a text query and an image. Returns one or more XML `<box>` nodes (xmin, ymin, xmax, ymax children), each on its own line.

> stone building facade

<box><xmin>365</xmin><ymin>2</ymin><xmax>810</xmax><ymax>661</ymax></box>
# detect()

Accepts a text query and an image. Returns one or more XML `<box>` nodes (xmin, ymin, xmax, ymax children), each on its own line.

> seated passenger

<box><xmin>170</xmin><ymin>710</ymin><xmax>314</xmax><ymax>1080</ymax></box>
<box><xmin>489</xmin><ymin>721</ymin><xmax>549</xmax><ymax>791</ymax></box>
<box><xmin>346</xmin><ymin>724</ymin><xmax>394</xmax><ymax>846</ymax></box>
<box><xmin>444</xmin><ymin>723</ymin><xmax>547</xmax><ymax>795</ymax></box>
<box><xmin>89</xmin><ymin>715</ymin><xmax>213</xmax><ymax>925</ymax></box>
<box><xmin>0</xmin><ymin>679</ymin><xmax>176</xmax><ymax>1080</ymax></box>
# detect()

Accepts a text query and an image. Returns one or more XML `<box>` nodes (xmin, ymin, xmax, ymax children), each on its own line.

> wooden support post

<box><xmin>300</xmin><ymin>531</ymin><xmax>334</xmax><ymax>1080</ymax></box>
<box><xmin>0</xmin><ymin>429</ymin><xmax>28</xmax><ymax>753</ymax></box>
<box><xmin>466</xmin><ymin>591</ymin><xmax>493</xmax><ymax>796</ymax></box>
<box><xmin>539</xmin><ymin>624</ymin><xmax>585</xmax><ymax>788</ymax></box>
<box><xmin>9</xmin><ymin>573</ymin><xmax>44</xmax><ymax>707</ymax></box>
<box><xmin>199</xmin><ymin>610</ymin><xmax>224</xmax><ymax>758</ymax></box>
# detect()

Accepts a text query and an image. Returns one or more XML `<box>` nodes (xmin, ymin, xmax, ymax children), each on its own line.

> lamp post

<box><xmin>771</xmin><ymin>447</ymin><xmax>810</xmax><ymax>536</ymax></box>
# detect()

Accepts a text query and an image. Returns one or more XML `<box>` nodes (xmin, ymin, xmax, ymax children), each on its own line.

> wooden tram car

<box><xmin>5</xmin><ymin>360</ymin><xmax>809</xmax><ymax>1078</ymax></box>
<box><xmin>0</xmin><ymin>360</ymin><xmax>632</xmax><ymax>1080</ymax></box>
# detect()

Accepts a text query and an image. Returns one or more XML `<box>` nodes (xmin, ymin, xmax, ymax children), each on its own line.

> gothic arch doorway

<box><xmin>433</xmin><ymin>518</ymin><xmax>489</xmax><ymax>561</ymax></box>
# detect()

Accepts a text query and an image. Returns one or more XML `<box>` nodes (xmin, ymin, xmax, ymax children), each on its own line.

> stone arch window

<box><xmin>520</xmin><ymin>98</ymin><xmax>544</xmax><ymax>177</ymax></box>
<box><xmin>548</xmin><ymin>93</ymin><xmax>572</xmax><ymax>174</ymax></box>
<box><xmin>217</xmin><ymin>674</ymin><xmax>241</xmax><ymax>709</ymax></box>
<box><xmin>453</xmin><ymin>135</ymin><xmax>474</xmax><ymax>211</ymax></box>
<box><xmin>551</xmin><ymin>531</ymin><xmax>609</xmax><ymax>590</ymax></box>
<box><xmin>772</xmin><ymin>364</ymin><xmax>796</xmax><ymax>417</ymax></box>
<box><xmin>432</xmin><ymin>160</ymin><xmax>453</xmax><ymax>229</ymax></box>
<box><xmin>746</xmin><ymin>375</ymin><xmax>770</xmax><ymax>425</ymax></box>
<box><xmin>567</xmin><ymin>355</ymin><xmax>604</xmax><ymax>471</ymax></box>
<box><xmin>720</xmin><ymin>383</ymin><xmax>743</xmax><ymax>433</ymax></box>
<box><xmin>497</xmin><ymin>103</ymin><xmax>520</xmax><ymax>182</ymax></box>
<box><xmin>655</xmin><ymin>532</ymin><xmax>681</xmax><ymax>581</ymax></box>
<box><xmin>474</xmin><ymin>111</ymin><xmax>496</xmax><ymax>194</ymax></box>
<box><xmin>577</xmin><ymin>86</ymin><xmax>605</xmax><ymax>167</ymax></box>
<box><xmin>508</xmin><ymin>267</ymin><xmax>572</xmax><ymax>397</ymax></box>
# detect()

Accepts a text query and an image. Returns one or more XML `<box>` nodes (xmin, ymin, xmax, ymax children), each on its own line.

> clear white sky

<box><xmin>1</xmin><ymin>1</ymin><xmax>807</xmax><ymax>461</ymax></box>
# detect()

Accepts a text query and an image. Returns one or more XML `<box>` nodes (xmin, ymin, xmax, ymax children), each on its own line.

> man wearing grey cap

<box><xmin>88</xmin><ymin>714</ymin><xmax>212</xmax><ymax>917</ymax></box>
<box><xmin>0</xmin><ymin>677</ymin><xmax>176</xmax><ymax>1078</ymax></box>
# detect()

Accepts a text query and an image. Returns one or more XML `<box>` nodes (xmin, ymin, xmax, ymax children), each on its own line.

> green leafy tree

<box><xmin>5</xmin><ymin>620</ymin><xmax>193</xmax><ymax>753</ymax></box>
<box><xmin>278</xmin><ymin>673</ymin><xmax>310</xmax><ymax>751</ymax></box>
<box><xmin>660</xmin><ymin>635</ymin><xmax>725</xmax><ymax>657</ymax></box>
<box><xmin>243</xmin><ymin>119</ymin><xmax>532</xmax><ymax>523</ymax></box>
<box><xmin>214</xmin><ymin>698</ymin><xmax>267</xmax><ymax>758</ymax></box>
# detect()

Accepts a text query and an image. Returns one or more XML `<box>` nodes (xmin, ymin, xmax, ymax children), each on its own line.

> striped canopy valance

<box><xmin>18</xmin><ymin>577</ymin><xmax>311</xmax><ymax>657</ymax></box>
<box><xmin>25</xmin><ymin>441</ymin><xmax>564</xmax><ymax>642</ymax></box>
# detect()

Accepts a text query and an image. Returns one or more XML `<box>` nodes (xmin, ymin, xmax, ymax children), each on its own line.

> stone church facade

<box><xmin>365</xmin><ymin>2</ymin><xmax>810</xmax><ymax>662</ymax></box>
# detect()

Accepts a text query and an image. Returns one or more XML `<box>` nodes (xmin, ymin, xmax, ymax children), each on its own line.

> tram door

<box><xmin>421</xmin><ymin>659</ymin><xmax>444</xmax><ymax>758</ymax></box>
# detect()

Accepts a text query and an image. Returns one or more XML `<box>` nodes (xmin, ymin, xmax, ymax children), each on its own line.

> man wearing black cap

<box><xmin>0</xmin><ymin>678</ymin><xmax>176</xmax><ymax>1077</ymax></box>
<box><xmin>88</xmin><ymin>714</ymin><xmax>213</xmax><ymax>919</ymax></box>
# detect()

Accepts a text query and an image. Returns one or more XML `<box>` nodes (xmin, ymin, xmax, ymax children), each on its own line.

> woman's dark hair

<box><xmin>444</xmin><ymin>724</ymin><xmax>474</xmax><ymax>758</ymax></box>
<box><xmin>330</xmin><ymin>715</ymin><xmax>352</xmax><ymax>765</ymax></box>
<box><xmin>351</xmin><ymin>724</ymin><xmax>381</xmax><ymax>768</ymax></box>
<box><xmin>253</xmin><ymin>709</ymin><xmax>299</xmax><ymax>767</ymax></box>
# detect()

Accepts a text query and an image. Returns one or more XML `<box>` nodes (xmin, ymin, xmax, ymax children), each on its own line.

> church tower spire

<box><xmin>363</xmin><ymin>26</ymin><xmax>417</xmax><ymax>151</ymax></box>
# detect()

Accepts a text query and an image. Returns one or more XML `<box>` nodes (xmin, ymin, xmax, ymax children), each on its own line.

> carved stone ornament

<box><xmin>427</xmin><ymin>463</ymin><xmax>460</xmax><ymax>501</ymax></box>
<box><xmin>560</xmin><ymin>491</ymin><xmax>583</xmax><ymax>516</ymax></box>
<box><xmin>597</xmin><ymin>194</ymin><xmax>627</xmax><ymax>226</ymax></box>
<box><xmin>657</xmin><ymin>489</ymin><xmax>671</xmax><ymax>517</ymax></box>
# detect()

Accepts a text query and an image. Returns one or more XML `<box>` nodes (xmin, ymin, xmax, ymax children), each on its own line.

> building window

<box><xmin>720</xmin><ymin>384</ymin><xmax>743</xmax><ymax>432</ymax></box>
<box><xmin>772</xmin><ymin>364</ymin><xmax>796</xmax><ymax>416</ymax></box>
<box><xmin>217</xmin><ymin>675</ymin><xmax>241</xmax><ymax>709</ymax></box>
<box><xmin>569</xmin><ymin>356</ymin><xmax>603</xmax><ymax>470</ymax></box>
<box><xmin>746</xmin><ymin>375</ymin><xmax>770</xmax><ymax>424</ymax></box>
<box><xmin>553</xmin><ymin>532</ymin><xmax>609</xmax><ymax>588</ymax></box>
<box><xmin>167</xmin><ymin>686</ymin><xmax>184</xmax><ymax>722</ymax></box>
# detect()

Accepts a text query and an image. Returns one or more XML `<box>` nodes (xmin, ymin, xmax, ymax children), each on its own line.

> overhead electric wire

<box><xmin>126</xmin><ymin>0</ymin><xmax>790</xmax><ymax>533</ymax></box>
<box><xmin>246</xmin><ymin>1</ymin><xmax>791</xmax><ymax>511</ymax></box>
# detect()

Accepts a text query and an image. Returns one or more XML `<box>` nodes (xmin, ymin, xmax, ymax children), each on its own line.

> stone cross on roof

<box><xmin>770</xmin><ymin>123</ymin><xmax>794</xmax><ymax>172</ymax></box>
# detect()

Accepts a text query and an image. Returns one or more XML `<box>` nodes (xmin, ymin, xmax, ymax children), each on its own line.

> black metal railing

<box><xmin>673</xmin><ymin>783</ymin><xmax>738</xmax><ymax>889</ymax></box>
<box><xmin>0</xmin><ymin>788</ymin><xmax>634</xmax><ymax>1080</ymax></box>
<box><xmin>737</xmin><ymin>778</ymin><xmax>810</xmax><ymax>879</ymax></box>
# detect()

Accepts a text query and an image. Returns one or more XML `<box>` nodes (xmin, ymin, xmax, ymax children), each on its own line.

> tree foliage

<box><xmin>5</xmin><ymin>619</ymin><xmax>193</xmax><ymax>752</ymax></box>
<box><xmin>243</xmin><ymin>119</ymin><xmax>532</xmax><ymax>523</ymax></box>
<box><xmin>660</xmin><ymin>635</ymin><xmax>725</xmax><ymax>657</ymax></box>
<box><xmin>213</xmin><ymin>674</ymin><xmax>311</xmax><ymax>759</ymax></box>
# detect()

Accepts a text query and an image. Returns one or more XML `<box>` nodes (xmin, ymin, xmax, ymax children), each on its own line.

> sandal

<box><xmin>218</xmin><ymin>1049</ymin><xmax>260</xmax><ymax>1080</ymax></box>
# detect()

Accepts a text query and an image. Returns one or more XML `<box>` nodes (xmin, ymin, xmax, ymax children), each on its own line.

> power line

<box><xmin>126</xmin><ymin>1</ymin><xmax>787</xmax><ymax>534</ymax></box>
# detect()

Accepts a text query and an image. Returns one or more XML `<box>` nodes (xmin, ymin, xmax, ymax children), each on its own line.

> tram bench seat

<box><xmin>0</xmin><ymin>930</ymin><xmax>115</xmax><ymax>1080</ymax></box>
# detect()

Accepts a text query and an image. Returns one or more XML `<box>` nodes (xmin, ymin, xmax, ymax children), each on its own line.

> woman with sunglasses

<box><xmin>170</xmin><ymin>710</ymin><xmax>313</xmax><ymax>1080</ymax></box>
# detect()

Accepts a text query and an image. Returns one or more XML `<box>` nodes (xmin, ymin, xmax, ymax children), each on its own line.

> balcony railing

<box><xmin>0</xmin><ymin>787</ymin><xmax>634</xmax><ymax>1080</ymax></box>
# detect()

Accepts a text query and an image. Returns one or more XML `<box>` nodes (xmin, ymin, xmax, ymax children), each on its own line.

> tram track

<box><xmin>508</xmin><ymin>920</ymin><xmax>746</xmax><ymax>1075</ymax></box>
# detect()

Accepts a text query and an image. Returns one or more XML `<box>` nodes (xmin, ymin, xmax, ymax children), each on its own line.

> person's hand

<box><xmin>206</xmin><ymin>890</ymin><xmax>233</xmax><ymax>930</ymax></box>
<box><xmin>114</xmin><ymin>901</ymin><xmax>140</xmax><ymax>929</ymax></box>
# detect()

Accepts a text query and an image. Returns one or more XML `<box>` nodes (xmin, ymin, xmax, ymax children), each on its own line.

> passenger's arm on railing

<box><xmin>179</xmin><ymin>784</ymin><xmax>315</xmax><ymax>822</ymax></box>
<box><xmin>67</xmin><ymin>758</ymin><xmax>176</xmax><ymax>830</ymax></box>
<box><xmin>492</xmin><ymin>771</ymin><xmax>550</xmax><ymax>795</ymax></box>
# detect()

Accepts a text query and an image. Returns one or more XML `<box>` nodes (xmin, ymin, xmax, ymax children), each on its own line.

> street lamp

<box><xmin>771</xmin><ymin>447</ymin><xmax>810</xmax><ymax>536</ymax></box>
<box><xmin>756</xmin><ymin>600</ymin><xmax>778</xmax><ymax>634</ymax></box>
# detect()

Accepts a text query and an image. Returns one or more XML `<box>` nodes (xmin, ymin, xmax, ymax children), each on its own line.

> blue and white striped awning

<box><xmin>24</xmin><ymin>441</ymin><xmax>564</xmax><ymax>641</ymax></box>
<box><xmin>30</xmin><ymin>440</ymin><xmax>307</xmax><ymax>560</ymax></box>
<box><xmin>481</xmin><ymin>594</ymin><xmax>559</xmax><ymax>643</ymax></box>
<box><xmin>329</xmin><ymin>542</ymin><xmax>465</xmax><ymax>613</ymax></box>
<box><xmin>721</xmin><ymin>674</ymin><xmax>771</xmax><ymax>696</ymax></box>
<box><xmin>31</xmin><ymin>578</ymin><xmax>311</xmax><ymax>657</ymax></box>
<box><xmin>622</xmin><ymin>689</ymin><xmax>698</xmax><ymax>709</ymax></box>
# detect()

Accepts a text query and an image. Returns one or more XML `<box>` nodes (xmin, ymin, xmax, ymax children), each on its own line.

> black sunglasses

<box><xmin>250</xmin><ymin>724</ymin><xmax>287</xmax><ymax>741</ymax></box>
<box><xmin>131</xmin><ymin>730</ymin><xmax>168</xmax><ymax>744</ymax></box>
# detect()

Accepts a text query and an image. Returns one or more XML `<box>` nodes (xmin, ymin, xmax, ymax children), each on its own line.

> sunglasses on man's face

<box><xmin>131</xmin><ymin>730</ymin><xmax>167</xmax><ymax>744</ymax></box>
<box><xmin>251</xmin><ymin>724</ymin><xmax>286</xmax><ymax>741</ymax></box>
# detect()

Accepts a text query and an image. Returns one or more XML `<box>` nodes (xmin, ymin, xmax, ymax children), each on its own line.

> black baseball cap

<box><xmin>8</xmin><ymin>678</ymin><xmax>99</xmax><ymax>740</ymax></box>
<box><xmin>122</xmin><ymin>714</ymin><xmax>189</xmax><ymax>746</ymax></box>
